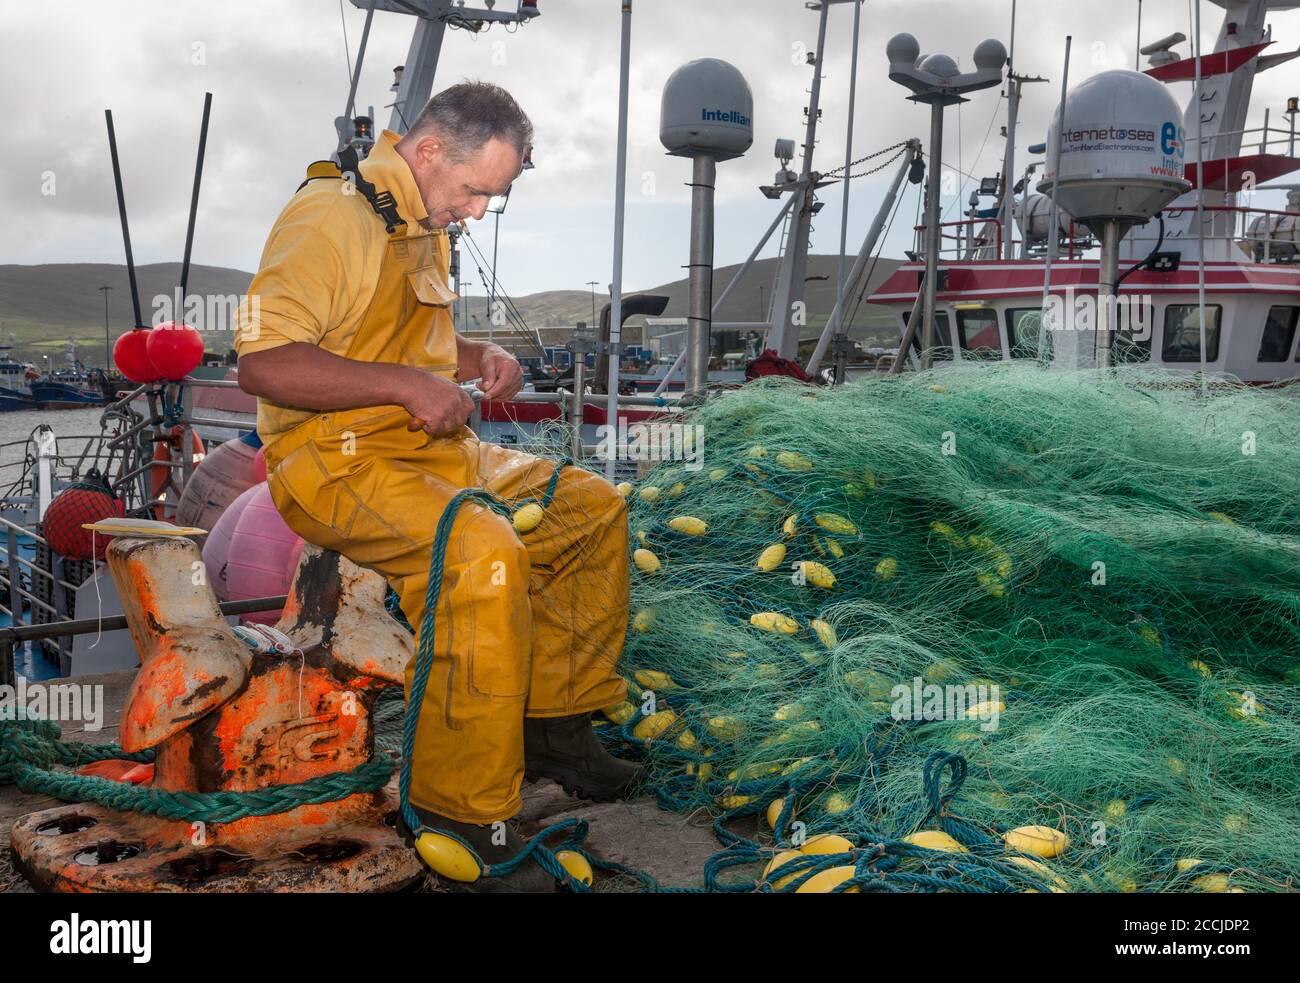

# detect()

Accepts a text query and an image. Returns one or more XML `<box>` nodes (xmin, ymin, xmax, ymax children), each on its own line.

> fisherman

<box><xmin>235</xmin><ymin>82</ymin><xmax>637</xmax><ymax>892</ymax></box>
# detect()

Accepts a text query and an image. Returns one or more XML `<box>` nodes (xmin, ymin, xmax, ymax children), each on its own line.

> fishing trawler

<box><xmin>27</xmin><ymin>341</ymin><xmax>111</xmax><ymax>408</ymax></box>
<box><xmin>0</xmin><ymin>345</ymin><xmax>36</xmax><ymax>412</ymax></box>
<box><xmin>861</xmin><ymin>0</ymin><xmax>1300</xmax><ymax>383</ymax></box>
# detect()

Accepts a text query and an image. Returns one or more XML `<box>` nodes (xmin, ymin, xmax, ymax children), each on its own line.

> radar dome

<box><xmin>918</xmin><ymin>53</ymin><xmax>959</xmax><ymax>78</ymax></box>
<box><xmin>660</xmin><ymin>59</ymin><xmax>753</xmax><ymax>161</ymax></box>
<box><xmin>1038</xmin><ymin>69</ymin><xmax>1191</xmax><ymax>222</ymax></box>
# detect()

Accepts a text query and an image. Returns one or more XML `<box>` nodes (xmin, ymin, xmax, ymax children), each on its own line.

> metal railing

<box><xmin>913</xmin><ymin>201</ymin><xmax>1300</xmax><ymax>264</ymax></box>
<box><xmin>0</xmin><ymin>592</ymin><xmax>288</xmax><ymax>688</ymax></box>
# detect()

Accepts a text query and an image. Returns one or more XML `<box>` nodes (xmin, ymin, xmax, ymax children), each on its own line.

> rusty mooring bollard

<box><xmin>10</xmin><ymin>538</ymin><xmax>424</xmax><ymax>892</ymax></box>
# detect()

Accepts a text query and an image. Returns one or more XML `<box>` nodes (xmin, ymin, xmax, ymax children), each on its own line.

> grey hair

<box><xmin>408</xmin><ymin>81</ymin><xmax>533</xmax><ymax>164</ymax></box>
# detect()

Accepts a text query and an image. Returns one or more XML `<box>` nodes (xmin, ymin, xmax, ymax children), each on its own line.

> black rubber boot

<box><xmin>523</xmin><ymin>712</ymin><xmax>643</xmax><ymax>801</ymax></box>
<box><xmin>400</xmin><ymin>805</ymin><xmax>556</xmax><ymax>894</ymax></box>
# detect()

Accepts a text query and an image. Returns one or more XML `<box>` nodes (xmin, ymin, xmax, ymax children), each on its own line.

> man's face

<box><xmin>408</xmin><ymin>133</ymin><xmax>522</xmax><ymax>228</ymax></box>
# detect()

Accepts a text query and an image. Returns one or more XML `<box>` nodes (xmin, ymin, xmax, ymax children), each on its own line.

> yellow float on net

<box><xmin>632</xmin><ymin>610</ymin><xmax>654</xmax><ymax>632</ymax></box>
<box><xmin>638</xmin><ymin>485</ymin><xmax>661</xmax><ymax>502</ymax></box>
<box><xmin>511</xmin><ymin>503</ymin><xmax>545</xmax><ymax>533</ymax></box>
<box><xmin>1193</xmin><ymin>872</ymin><xmax>1232</xmax><ymax>893</ymax></box>
<box><xmin>667</xmin><ymin>515</ymin><xmax>708</xmax><ymax>536</ymax></box>
<box><xmin>822</xmin><ymin>791</ymin><xmax>853</xmax><ymax>814</ymax></box>
<box><xmin>762</xmin><ymin>850</ymin><xmax>805</xmax><ymax>890</ymax></box>
<box><xmin>766</xmin><ymin>798</ymin><xmax>787</xmax><ymax>828</ymax></box>
<box><xmin>1006</xmin><ymin>856</ymin><xmax>1068</xmax><ymax>893</ymax></box>
<box><xmin>814</xmin><ymin>512</ymin><xmax>858</xmax><ymax>536</ymax></box>
<box><xmin>771</xmin><ymin>450</ymin><xmax>806</xmax><ymax>472</ymax></box>
<box><xmin>797</xmin><ymin>560</ymin><xmax>836</xmax><ymax>589</ymax></box>
<box><xmin>633</xmin><ymin>669</ymin><xmax>679</xmax><ymax>690</ymax></box>
<box><xmin>976</xmin><ymin>571</ymin><xmax>1006</xmax><ymax>598</ymax></box>
<box><xmin>718</xmin><ymin>793</ymin><xmax>755</xmax><ymax>810</ymax></box>
<box><xmin>773</xmin><ymin>702</ymin><xmax>805</xmax><ymax>722</ymax></box>
<box><xmin>929</xmin><ymin>521</ymin><xmax>966</xmax><ymax>549</ymax></box>
<box><xmin>633</xmin><ymin>548</ymin><xmax>661</xmax><ymax>573</ymax></box>
<box><xmin>1003</xmin><ymin>825</ymin><xmax>1069</xmax><ymax>859</ymax></box>
<box><xmin>755</xmin><ymin>543</ymin><xmax>786</xmax><ymax>571</ymax></box>
<box><xmin>666</xmin><ymin>482</ymin><xmax>686</xmax><ymax>498</ymax></box>
<box><xmin>602</xmin><ymin>701</ymin><xmax>637</xmax><ymax>725</ymax></box>
<box><xmin>616</xmin><ymin>481</ymin><xmax>633</xmax><ymax>498</ymax></box>
<box><xmin>810</xmin><ymin>619</ymin><xmax>838</xmax><ymax>649</ymax></box>
<box><xmin>708</xmin><ymin>718</ymin><xmax>745</xmax><ymax>746</ymax></box>
<box><xmin>415</xmin><ymin>831</ymin><xmax>482</xmax><ymax>883</ymax></box>
<box><xmin>796</xmin><ymin>866</ymin><xmax>860</xmax><ymax>894</ymax></box>
<box><xmin>632</xmin><ymin>709</ymin><xmax>678</xmax><ymax>742</ymax></box>
<box><xmin>554</xmin><ymin>850</ymin><xmax>594</xmax><ymax>886</ymax></box>
<box><xmin>782</xmin><ymin>514</ymin><xmax>799</xmax><ymax>537</ymax></box>
<box><xmin>902</xmin><ymin>830</ymin><xmax>968</xmax><ymax>854</ymax></box>
<box><xmin>875</xmin><ymin>556</ymin><xmax>899</xmax><ymax>580</ymax></box>
<box><xmin>750</xmin><ymin>611</ymin><xmax>799</xmax><ymax>634</ymax></box>
<box><xmin>1103</xmin><ymin>799</ymin><xmax>1127</xmax><ymax>820</ymax></box>
<box><xmin>775</xmin><ymin>450</ymin><xmax>813</xmax><ymax>471</ymax></box>
<box><xmin>746</xmin><ymin>445</ymin><xmax>768</xmax><ymax>459</ymax></box>
<box><xmin>708</xmin><ymin>467</ymin><xmax>727</xmax><ymax>481</ymax></box>
<box><xmin>800</xmin><ymin>834</ymin><xmax>854</xmax><ymax>855</ymax></box>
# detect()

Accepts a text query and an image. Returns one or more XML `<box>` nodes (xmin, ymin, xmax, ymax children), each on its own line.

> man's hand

<box><xmin>476</xmin><ymin>344</ymin><xmax>525</xmax><ymax>400</ymax></box>
<box><xmin>401</xmin><ymin>369</ymin><xmax>476</xmax><ymax>434</ymax></box>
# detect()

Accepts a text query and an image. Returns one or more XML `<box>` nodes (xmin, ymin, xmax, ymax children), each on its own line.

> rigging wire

<box><xmin>940</xmin><ymin>96</ymin><xmax>1001</xmax><ymax>221</ymax></box>
<box><xmin>458</xmin><ymin>228</ymin><xmax>546</xmax><ymax>356</ymax></box>
<box><xmin>338</xmin><ymin>0</ymin><xmax>354</xmax><ymax>85</ymax></box>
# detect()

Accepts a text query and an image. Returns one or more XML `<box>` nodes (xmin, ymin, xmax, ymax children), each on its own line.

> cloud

<box><xmin>2</xmin><ymin>0</ymin><xmax>1297</xmax><ymax>297</ymax></box>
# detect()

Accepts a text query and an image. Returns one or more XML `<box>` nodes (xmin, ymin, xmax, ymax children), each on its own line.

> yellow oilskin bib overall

<box><xmin>261</xmin><ymin>165</ymin><xmax>628</xmax><ymax>825</ymax></box>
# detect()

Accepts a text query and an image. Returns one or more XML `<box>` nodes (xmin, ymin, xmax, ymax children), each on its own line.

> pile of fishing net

<box><xmin>605</xmin><ymin>364</ymin><xmax>1300</xmax><ymax>893</ymax></box>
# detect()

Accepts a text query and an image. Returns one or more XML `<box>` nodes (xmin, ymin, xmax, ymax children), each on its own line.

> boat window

<box><xmin>1258</xmin><ymin>306</ymin><xmax>1298</xmax><ymax>362</ymax></box>
<box><xmin>954</xmin><ymin>308</ymin><xmax>1003</xmax><ymax>360</ymax></box>
<box><xmin>1161</xmin><ymin>304</ymin><xmax>1222</xmax><ymax>362</ymax></box>
<box><xmin>1112</xmin><ymin>300</ymin><xmax>1154</xmax><ymax>364</ymax></box>
<box><xmin>902</xmin><ymin>310</ymin><xmax>954</xmax><ymax>360</ymax></box>
<box><xmin>1005</xmin><ymin>308</ymin><xmax>1043</xmax><ymax>359</ymax></box>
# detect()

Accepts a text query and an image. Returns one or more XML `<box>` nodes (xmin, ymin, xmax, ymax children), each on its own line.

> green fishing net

<box><xmin>607</xmin><ymin>364</ymin><xmax>1300</xmax><ymax>893</ymax></box>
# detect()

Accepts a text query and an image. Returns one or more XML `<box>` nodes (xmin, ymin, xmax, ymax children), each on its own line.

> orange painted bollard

<box><xmin>9</xmin><ymin>538</ymin><xmax>424</xmax><ymax>893</ymax></box>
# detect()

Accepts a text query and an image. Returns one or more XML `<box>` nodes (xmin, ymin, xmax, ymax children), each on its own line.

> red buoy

<box><xmin>42</xmin><ymin>473</ymin><xmax>126</xmax><ymax>560</ymax></box>
<box><xmin>113</xmin><ymin>328</ymin><xmax>161</xmax><ymax>383</ymax></box>
<box><xmin>146</xmin><ymin>321</ymin><xmax>205</xmax><ymax>379</ymax></box>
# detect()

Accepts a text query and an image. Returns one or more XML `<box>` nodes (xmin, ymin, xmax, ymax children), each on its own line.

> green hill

<box><xmin>0</xmin><ymin>254</ymin><xmax>904</xmax><ymax>366</ymax></box>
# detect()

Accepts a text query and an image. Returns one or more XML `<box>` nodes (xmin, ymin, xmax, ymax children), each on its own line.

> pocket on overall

<box><xmin>270</xmin><ymin>441</ymin><xmax>363</xmax><ymax>543</ymax></box>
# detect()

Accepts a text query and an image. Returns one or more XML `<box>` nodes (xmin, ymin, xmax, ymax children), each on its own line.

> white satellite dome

<box><xmin>1038</xmin><ymin>69</ymin><xmax>1191</xmax><ymax>223</ymax></box>
<box><xmin>660</xmin><ymin>59</ymin><xmax>753</xmax><ymax>162</ymax></box>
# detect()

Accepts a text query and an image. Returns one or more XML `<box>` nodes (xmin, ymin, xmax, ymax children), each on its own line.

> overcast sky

<box><xmin>4</xmin><ymin>0</ymin><xmax>1299</xmax><ymax>298</ymax></box>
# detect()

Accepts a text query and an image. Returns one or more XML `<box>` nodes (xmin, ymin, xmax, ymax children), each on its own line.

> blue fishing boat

<box><xmin>27</xmin><ymin>341</ymin><xmax>109</xmax><ymax>409</ymax></box>
<box><xmin>0</xmin><ymin>344</ymin><xmax>37</xmax><ymax>411</ymax></box>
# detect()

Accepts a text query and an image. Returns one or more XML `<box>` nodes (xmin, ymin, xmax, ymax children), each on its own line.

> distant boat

<box><xmin>0</xmin><ymin>345</ymin><xmax>36</xmax><ymax>411</ymax></box>
<box><xmin>28</xmin><ymin>340</ymin><xmax>109</xmax><ymax>409</ymax></box>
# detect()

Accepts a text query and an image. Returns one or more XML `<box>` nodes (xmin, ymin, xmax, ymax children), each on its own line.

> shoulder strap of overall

<box><xmin>297</xmin><ymin>148</ymin><xmax>407</xmax><ymax>235</ymax></box>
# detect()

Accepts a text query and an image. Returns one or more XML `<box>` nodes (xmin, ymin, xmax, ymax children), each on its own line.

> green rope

<box><xmin>1</xmin><ymin>714</ymin><xmax>393</xmax><ymax>824</ymax></box>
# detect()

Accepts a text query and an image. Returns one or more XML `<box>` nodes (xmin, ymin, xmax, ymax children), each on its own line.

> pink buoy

<box><xmin>224</xmin><ymin>483</ymin><xmax>304</xmax><ymax>625</ymax></box>
<box><xmin>202</xmin><ymin>484</ymin><xmax>258</xmax><ymax>602</ymax></box>
<box><xmin>251</xmin><ymin>445</ymin><xmax>267</xmax><ymax>484</ymax></box>
<box><xmin>177</xmin><ymin>435</ymin><xmax>261</xmax><ymax>531</ymax></box>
